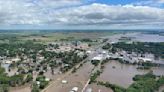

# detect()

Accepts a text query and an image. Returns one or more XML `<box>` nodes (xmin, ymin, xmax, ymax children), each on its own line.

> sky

<box><xmin>0</xmin><ymin>0</ymin><xmax>164</xmax><ymax>30</ymax></box>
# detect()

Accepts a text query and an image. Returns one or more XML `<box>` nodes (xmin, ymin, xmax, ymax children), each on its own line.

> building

<box><xmin>86</xmin><ymin>50</ymin><xmax>92</xmax><ymax>54</ymax></box>
<box><xmin>138</xmin><ymin>57</ymin><xmax>153</xmax><ymax>62</ymax></box>
<box><xmin>11</xmin><ymin>58</ymin><xmax>20</xmax><ymax>62</ymax></box>
<box><xmin>92</xmin><ymin>55</ymin><xmax>103</xmax><ymax>61</ymax></box>
<box><xmin>5</xmin><ymin>60</ymin><xmax>12</xmax><ymax>64</ymax></box>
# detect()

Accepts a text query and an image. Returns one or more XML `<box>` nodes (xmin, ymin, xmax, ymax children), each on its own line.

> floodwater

<box><xmin>98</xmin><ymin>61</ymin><xmax>164</xmax><ymax>88</ymax></box>
<box><xmin>45</xmin><ymin>62</ymin><xmax>94</xmax><ymax>92</ymax></box>
<box><xmin>1</xmin><ymin>63</ymin><xmax>17</xmax><ymax>76</ymax></box>
<box><xmin>10</xmin><ymin>84</ymin><xmax>31</xmax><ymax>92</ymax></box>
<box><xmin>105</xmin><ymin>32</ymin><xmax>164</xmax><ymax>43</ymax></box>
<box><xmin>158</xmin><ymin>85</ymin><xmax>164</xmax><ymax>92</ymax></box>
<box><xmin>86</xmin><ymin>84</ymin><xmax>113</xmax><ymax>92</ymax></box>
<box><xmin>130</xmin><ymin>33</ymin><xmax>164</xmax><ymax>42</ymax></box>
<box><xmin>1</xmin><ymin>63</ymin><xmax>9</xmax><ymax>71</ymax></box>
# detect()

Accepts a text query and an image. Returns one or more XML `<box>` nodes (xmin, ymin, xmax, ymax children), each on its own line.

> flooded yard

<box><xmin>98</xmin><ymin>61</ymin><xmax>148</xmax><ymax>88</ymax></box>
<box><xmin>10</xmin><ymin>84</ymin><xmax>31</xmax><ymax>92</ymax></box>
<box><xmin>1</xmin><ymin>63</ymin><xmax>17</xmax><ymax>76</ymax></box>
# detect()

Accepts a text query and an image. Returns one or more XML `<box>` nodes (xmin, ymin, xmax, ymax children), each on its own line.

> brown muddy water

<box><xmin>97</xmin><ymin>61</ymin><xmax>164</xmax><ymax>88</ymax></box>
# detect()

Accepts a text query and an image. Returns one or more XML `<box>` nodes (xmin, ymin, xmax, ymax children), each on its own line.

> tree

<box><xmin>91</xmin><ymin>60</ymin><xmax>100</xmax><ymax>66</ymax></box>
<box><xmin>25</xmin><ymin>74</ymin><xmax>33</xmax><ymax>83</ymax></box>
<box><xmin>31</xmin><ymin>83</ymin><xmax>40</xmax><ymax>92</ymax></box>
<box><xmin>9</xmin><ymin>74</ymin><xmax>24</xmax><ymax>87</ymax></box>
<box><xmin>0</xmin><ymin>84</ymin><xmax>9</xmax><ymax>92</ymax></box>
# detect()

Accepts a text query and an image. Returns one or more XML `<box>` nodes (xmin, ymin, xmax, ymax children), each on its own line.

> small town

<box><xmin>0</xmin><ymin>0</ymin><xmax>164</xmax><ymax>92</ymax></box>
<box><xmin>0</xmin><ymin>31</ymin><xmax>163</xmax><ymax>92</ymax></box>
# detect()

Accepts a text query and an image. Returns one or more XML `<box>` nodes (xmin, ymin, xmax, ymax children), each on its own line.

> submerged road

<box><xmin>42</xmin><ymin>42</ymin><xmax>107</xmax><ymax>92</ymax></box>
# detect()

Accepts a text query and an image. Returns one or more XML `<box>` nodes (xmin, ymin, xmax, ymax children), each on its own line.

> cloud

<box><xmin>0</xmin><ymin>0</ymin><xmax>82</xmax><ymax>24</ymax></box>
<box><xmin>0</xmin><ymin>0</ymin><xmax>164</xmax><ymax>28</ymax></box>
<box><xmin>134</xmin><ymin>0</ymin><xmax>164</xmax><ymax>7</ymax></box>
<box><xmin>49</xmin><ymin>3</ymin><xmax>164</xmax><ymax>26</ymax></box>
<box><xmin>159</xmin><ymin>0</ymin><xmax>164</xmax><ymax>3</ymax></box>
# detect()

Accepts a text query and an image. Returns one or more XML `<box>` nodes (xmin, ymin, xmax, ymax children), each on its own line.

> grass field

<box><xmin>0</xmin><ymin>31</ymin><xmax>119</xmax><ymax>43</ymax></box>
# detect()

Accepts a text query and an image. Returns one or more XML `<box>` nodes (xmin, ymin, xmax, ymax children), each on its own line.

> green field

<box><xmin>0</xmin><ymin>31</ymin><xmax>118</xmax><ymax>43</ymax></box>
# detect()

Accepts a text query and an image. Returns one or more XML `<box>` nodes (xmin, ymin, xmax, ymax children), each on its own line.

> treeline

<box><xmin>112</xmin><ymin>42</ymin><xmax>164</xmax><ymax>58</ymax></box>
<box><xmin>102</xmin><ymin>42</ymin><xmax>164</xmax><ymax>58</ymax></box>
<box><xmin>96</xmin><ymin>72</ymin><xmax>164</xmax><ymax>92</ymax></box>
<box><xmin>127</xmin><ymin>72</ymin><xmax>164</xmax><ymax>92</ymax></box>
<box><xmin>89</xmin><ymin>70</ymin><xmax>102</xmax><ymax>83</ymax></box>
<box><xmin>97</xmin><ymin>81</ymin><xmax>126</xmax><ymax>92</ymax></box>
<box><xmin>0</xmin><ymin>41</ymin><xmax>45</xmax><ymax>57</ymax></box>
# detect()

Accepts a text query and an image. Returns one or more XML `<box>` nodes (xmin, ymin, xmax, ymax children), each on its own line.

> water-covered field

<box><xmin>98</xmin><ymin>61</ymin><xmax>164</xmax><ymax>88</ymax></box>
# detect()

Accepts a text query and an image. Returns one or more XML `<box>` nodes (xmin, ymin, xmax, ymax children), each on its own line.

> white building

<box><xmin>138</xmin><ymin>57</ymin><xmax>153</xmax><ymax>62</ymax></box>
<box><xmin>92</xmin><ymin>55</ymin><xmax>103</xmax><ymax>61</ymax></box>
<box><xmin>45</xmin><ymin>78</ymin><xmax>50</xmax><ymax>82</ymax></box>
<box><xmin>86</xmin><ymin>50</ymin><xmax>92</xmax><ymax>54</ymax></box>
<box><xmin>11</xmin><ymin>58</ymin><xmax>20</xmax><ymax>62</ymax></box>
<box><xmin>5</xmin><ymin>60</ymin><xmax>12</xmax><ymax>64</ymax></box>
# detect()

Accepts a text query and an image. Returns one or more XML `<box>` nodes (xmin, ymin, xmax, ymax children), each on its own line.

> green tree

<box><xmin>31</xmin><ymin>83</ymin><xmax>40</xmax><ymax>92</ymax></box>
<box><xmin>25</xmin><ymin>74</ymin><xmax>33</xmax><ymax>83</ymax></box>
<box><xmin>0</xmin><ymin>84</ymin><xmax>9</xmax><ymax>92</ymax></box>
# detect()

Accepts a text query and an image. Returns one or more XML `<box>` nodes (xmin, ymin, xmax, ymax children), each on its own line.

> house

<box><xmin>64</xmin><ymin>64</ymin><xmax>69</xmax><ymax>67</ymax></box>
<box><xmin>86</xmin><ymin>50</ymin><xmax>92</xmax><ymax>54</ymax></box>
<box><xmin>36</xmin><ymin>81</ymin><xmax>40</xmax><ymax>85</ymax></box>
<box><xmin>138</xmin><ymin>57</ymin><xmax>153</xmax><ymax>62</ymax></box>
<box><xmin>101</xmin><ymin>50</ymin><xmax>107</xmax><ymax>54</ymax></box>
<box><xmin>5</xmin><ymin>60</ymin><xmax>12</xmax><ymax>64</ymax></box>
<box><xmin>11</xmin><ymin>58</ymin><xmax>20</xmax><ymax>62</ymax></box>
<box><xmin>37</xmin><ymin>56</ymin><xmax>44</xmax><ymax>60</ymax></box>
<box><xmin>92</xmin><ymin>55</ymin><xmax>103</xmax><ymax>61</ymax></box>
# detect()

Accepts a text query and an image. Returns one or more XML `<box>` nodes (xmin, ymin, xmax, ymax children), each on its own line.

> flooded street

<box><xmin>44</xmin><ymin>62</ymin><xmax>94</xmax><ymax>92</ymax></box>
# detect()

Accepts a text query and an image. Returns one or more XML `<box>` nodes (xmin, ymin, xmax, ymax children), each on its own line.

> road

<box><xmin>42</xmin><ymin>42</ymin><xmax>107</xmax><ymax>92</ymax></box>
<box><xmin>42</xmin><ymin>56</ymin><xmax>91</xmax><ymax>92</ymax></box>
<box><xmin>81</xmin><ymin>79</ymin><xmax>90</xmax><ymax>92</ymax></box>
